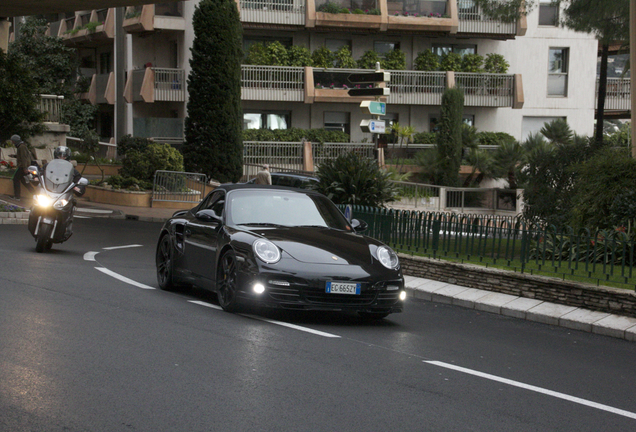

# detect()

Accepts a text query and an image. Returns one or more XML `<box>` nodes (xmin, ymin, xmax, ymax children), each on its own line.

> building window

<box><xmin>324</xmin><ymin>111</ymin><xmax>350</xmax><ymax>135</ymax></box>
<box><xmin>326</xmin><ymin>39</ymin><xmax>351</xmax><ymax>52</ymax></box>
<box><xmin>548</xmin><ymin>47</ymin><xmax>568</xmax><ymax>96</ymax></box>
<box><xmin>538</xmin><ymin>2</ymin><xmax>559</xmax><ymax>26</ymax></box>
<box><xmin>432</xmin><ymin>43</ymin><xmax>477</xmax><ymax>58</ymax></box>
<box><xmin>243</xmin><ymin>112</ymin><xmax>290</xmax><ymax>130</ymax></box>
<box><xmin>374</xmin><ymin>41</ymin><xmax>400</xmax><ymax>56</ymax></box>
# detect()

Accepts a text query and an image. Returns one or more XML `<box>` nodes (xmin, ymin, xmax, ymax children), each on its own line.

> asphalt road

<box><xmin>1</xmin><ymin>218</ymin><xmax>635</xmax><ymax>432</ymax></box>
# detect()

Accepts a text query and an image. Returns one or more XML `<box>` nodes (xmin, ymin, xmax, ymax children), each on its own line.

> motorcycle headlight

<box><xmin>376</xmin><ymin>246</ymin><xmax>399</xmax><ymax>269</ymax></box>
<box><xmin>34</xmin><ymin>194</ymin><xmax>53</xmax><ymax>208</ymax></box>
<box><xmin>253</xmin><ymin>239</ymin><xmax>281</xmax><ymax>264</ymax></box>
<box><xmin>53</xmin><ymin>199</ymin><xmax>69</xmax><ymax>210</ymax></box>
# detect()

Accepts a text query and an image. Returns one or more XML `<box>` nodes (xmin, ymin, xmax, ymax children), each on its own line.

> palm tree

<box><xmin>492</xmin><ymin>141</ymin><xmax>526</xmax><ymax>189</ymax></box>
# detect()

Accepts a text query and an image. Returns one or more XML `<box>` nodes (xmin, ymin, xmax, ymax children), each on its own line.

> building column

<box><xmin>0</xmin><ymin>18</ymin><xmax>10</xmax><ymax>53</ymax></box>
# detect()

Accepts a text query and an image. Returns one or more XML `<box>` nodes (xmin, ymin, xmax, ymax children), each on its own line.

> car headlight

<box><xmin>34</xmin><ymin>194</ymin><xmax>53</xmax><ymax>208</ymax></box>
<box><xmin>376</xmin><ymin>246</ymin><xmax>399</xmax><ymax>269</ymax></box>
<box><xmin>253</xmin><ymin>239</ymin><xmax>281</xmax><ymax>264</ymax></box>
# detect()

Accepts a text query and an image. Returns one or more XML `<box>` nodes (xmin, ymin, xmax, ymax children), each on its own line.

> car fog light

<box><xmin>399</xmin><ymin>290</ymin><xmax>407</xmax><ymax>301</ymax></box>
<box><xmin>387</xmin><ymin>285</ymin><xmax>399</xmax><ymax>291</ymax></box>
<box><xmin>253</xmin><ymin>283</ymin><xmax>265</xmax><ymax>294</ymax></box>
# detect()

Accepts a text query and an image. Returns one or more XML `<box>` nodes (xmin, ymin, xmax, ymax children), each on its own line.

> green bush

<box><xmin>103</xmin><ymin>174</ymin><xmax>154</xmax><ymax>191</ymax></box>
<box><xmin>461</xmin><ymin>53</ymin><xmax>484</xmax><ymax>73</ymax></box>
<box><xmin>333</xmin><ymin>46</ymin><xmax>356</xmax><ymax>68</ymax></box>
<box><xmin>414</xmin><ymin>49</ymin><xmax>439</xmax><ymax>71</ymax></box>
<box><xmin>243</xmin><ymin>128</ymin><xmax>349</xmax><ymax>143</ymax></box>
<box><xmin>317</xmin><ymin>1</ymin><xmax>342</xmax><ymax>13</ymax></box>
<box><xmin>314</xmin><ymin>152</ymin><xmax>399</xmax><ymax>207</ymax></box>
<box><xmin>117</xmin><ymin>135</ymin><xmax>152</xmax><ymax>157</ymax></box>
<box><xmin>476</xmin><ymin>131</ymin><xmax>516</xmax><ymax>146</ymax></box>
<box><xmin>440</xmin><ymin>52</ymin><xmax>462</xmax><ymax>72</ymax></box>
<box><xmin>312</xmin><ymin>46</ymin><xmax>335</xmax><ymax>68</ymax></box>
<box><xmin>356</xmin><ymin>50</ymin><xmax>381</xmax><ymax>69</ymax></box>
<box><xmin>382</xmin><ymin>49</ymin><xmax>406</xmax><ymax>70</ymax></box>
<box><xmin>287</xmin><ymin>45</ymin><xmax>313</xmax><ymax>67</ymax></box>
<box><xmin>412</xmin><ymin>131</ymin><xmax>437</xmax><ymax>144</ymax></box>
<box><xmin>437</xmin><ymin>87</ymin><xmax>464</xmax><ymax>186</ymax></box>
<box><xmin>484</xmin><ymin>53</ymin><xmax>510</xmax><ymax>74</ymax></box>
<box><xmin>120</xmin><ymin>142</ymin><xmax>184</xmax><ymax>183</ymax></box>
<box><xmin>244</xmin><ymin>42</ymin><xmax>269</xmax><ymax>65</ymax></box>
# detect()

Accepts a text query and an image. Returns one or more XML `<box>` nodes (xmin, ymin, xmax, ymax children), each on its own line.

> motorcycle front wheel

<box><xmin>36</xmin><ymin>223</ymin><xmax>53</xmax><ymax>253</ymax></box>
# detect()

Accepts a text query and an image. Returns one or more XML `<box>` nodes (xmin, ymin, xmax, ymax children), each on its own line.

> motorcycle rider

<box><xmin>41</xmin><ymin>146</ymin><xmax>85</xmax><ymax>196</ymax></box>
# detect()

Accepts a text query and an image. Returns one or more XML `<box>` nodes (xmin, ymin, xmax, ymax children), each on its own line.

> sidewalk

<box><xmin>2</xmin><ymin>192</ymin><xmax>635</xmax><ymax>342</ymax></box>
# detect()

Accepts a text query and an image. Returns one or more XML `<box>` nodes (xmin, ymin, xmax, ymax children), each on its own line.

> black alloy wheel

<box><xmin>217</xmin><ymin>250</ymin><xmax>240</xmax><ymax>312</ymax></box>
<box><xmin>156</xmin><ymin>235</ymin><xmax>176</xmax><ymax>291</ymax></box>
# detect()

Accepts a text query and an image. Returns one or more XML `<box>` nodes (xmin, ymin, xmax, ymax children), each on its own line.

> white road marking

<box><xmin>425</xmin><ymin>360</ymin><xmax>636</xmax><ymax>421</ymax></box>
<box><xmin>95</xmin><ymin>267</ymin><xmax>155</xmax><ymax>290</ymax></box>
<box><xmin>83</xmin><ymin>251</ymin><xmax>99</xmax><ymax>261</ymax></box>
<box><xmin>103</xmin><ymin>244</ymin><xmax>143</xmax><ymax>250</ymax></box>
<box><xmin>76</xmin><ymin>208</ymin><xmax>113</xmax><ymax>214</ymax></box>
<box><xmin>188</xmin><ymin>300</ymin><xmax>222</xmax><ymax>310</ymax></box>
<box><xmin>187</xmin><ymin>301</ymin><xmax>341</xmax><ymax>338</ymax></box>
<box><xmin>241</xmin><ymin>313</ymin><xmax>341</xmax><ymax>338</ymax></box>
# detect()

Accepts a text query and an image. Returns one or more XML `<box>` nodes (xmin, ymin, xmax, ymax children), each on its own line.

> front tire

<box><xmin>35</xmin><ymin>224</ymin><xmax>53</xmax><ymax>253</ymax></box>
<box><xmin>156</xmin><ymin>234</ymin><xmax>176</xmax><ymax>291</ymax></box>
<box><xmin>217</xmin><ymin>250</ymin><xmax>240</xmax><ymax>312</ymax></box>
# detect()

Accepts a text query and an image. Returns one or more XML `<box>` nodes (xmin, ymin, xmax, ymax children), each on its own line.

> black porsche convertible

<box><xmin>155</xmin><ymin>184</ymin><xmax>406</xmax><ymax>319</ymax></box>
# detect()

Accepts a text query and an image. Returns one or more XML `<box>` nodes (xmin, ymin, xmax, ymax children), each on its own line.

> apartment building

<box><xmin>29</xmin><ymin>0</ymin><xmax>601</xmax><ymax>144</ymax></box>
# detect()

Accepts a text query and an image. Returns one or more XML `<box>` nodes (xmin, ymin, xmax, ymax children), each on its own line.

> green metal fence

<box><xmin>340</xmin><ymin>205</ymin><xmax>636</xmax><ymax>290</ymax></box>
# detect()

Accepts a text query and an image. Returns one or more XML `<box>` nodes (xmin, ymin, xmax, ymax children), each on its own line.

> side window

<box><xmin>202</xmin><ymin>191</ymin><xmax>225</xmax><ymax>217</ymax></box>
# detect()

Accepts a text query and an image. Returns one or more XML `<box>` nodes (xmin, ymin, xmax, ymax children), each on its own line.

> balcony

<box><xmin>309</xmin><ymin>0</ymin><xmax>383</xmax><ymax>30</ymax></box>
<box><xmin>80</xmin><ymin>73</ymin><xmax>112</xmax><ymax>105</ymax></box>
<box><xmin>600</xmin><ymin>77</ymin><xmax>631</xmax><ymax>112</ymax></box>
<box><xmin>125</xmin><ymin>68</ymin><xmax>186</xmax><ymax>103</ymax></box>
<box><xmin>133</xmin><ymin>117</ymin><xmax>184</xmax><ymax>141</ymax></box>
<box><xmin>457</xmin><ymin>0</ymin><xmax>523</xmax><ymax>37</ymax></box>
<box><xmin>123</xmin><ymin>2</ymin><xmax>186</xmax><ymax>33</ymax></box>
<box><xmin>242</xmin><ymin>65</ymin><xmax>305</xmax><ymax>101</ymax></box>
<box><xmin>37</xmin><ymin>95</ymin><xmax>65</xmax><ymax>123</ymax></box>
<box><xmin>386</xmin><ymin>0</ymin><xmax>457</xmax><ymax>32</ymax></box>
<box><xmin>240</xmin><ymin>0</ymin><xmax>306</xmax><ymax>26</ymax></box>
<box><xmin>240</xmin><ymin>65</ymin><xmax>523</xmax><ymax>108</ymax></box>
<box><xmin>54</xmin><ymin>9</ymin><xmax>115</xmax><ymax>45</ymax></box>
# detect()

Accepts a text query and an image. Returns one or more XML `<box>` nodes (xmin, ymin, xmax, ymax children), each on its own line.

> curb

<box><xmin>0</xmin><ymin>210</ymin><xmax>29</xmax><ymax>225</ymax></box>
<box><xmin>405</xmin><ymin>278</ymin><xmax>636</xmax><ymax>343</ymax></box>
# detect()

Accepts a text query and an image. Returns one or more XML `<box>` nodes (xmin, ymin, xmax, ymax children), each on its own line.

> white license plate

<box><xmin>326</xmin><ymin>281</ymin><xmax>361</xmax><ymax>295</ymax></box>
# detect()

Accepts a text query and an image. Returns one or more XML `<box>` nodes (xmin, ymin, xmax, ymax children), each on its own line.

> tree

<box><xmin>436</xmin><ymin>87</ymin><xmax>464</xmax><ymax>186</ymax></box>
<box><xmin>0</xmin><ymin>50</ymin><xmax>45</xmax><ymax>141</ymax></box>
<box><xmin>9</xmin><ymin>17</ymin><xmax>97</xmax><ymax>137</ymax></box>
<box><xmin>183</xmin><ymin>0</ymin><xmax>243</xmax><ymax>183</ymax></box>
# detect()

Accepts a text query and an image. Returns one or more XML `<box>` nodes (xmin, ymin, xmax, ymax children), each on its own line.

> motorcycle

<box><xmin>27</xmin><ymin>159</ymin><xmax>88</xmax><ymax>253</ymax></box>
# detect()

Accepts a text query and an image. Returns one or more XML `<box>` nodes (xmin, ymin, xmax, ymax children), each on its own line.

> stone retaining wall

<box><xmin>399</xmin><ymin>254</ymin><xmax>636</xmax><ymax>318</ymax></box>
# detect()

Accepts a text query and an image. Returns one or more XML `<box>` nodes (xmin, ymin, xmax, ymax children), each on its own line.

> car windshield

<box><xmin>227</xmin><ymin>189</ymin><xmax>351</xmax><ymax>230</ymax></box>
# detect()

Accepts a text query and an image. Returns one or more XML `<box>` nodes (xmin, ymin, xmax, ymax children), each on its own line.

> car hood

<box><xmin>256</xmin><ymin>227</ymin><xmax>374</xmax><ymax>266</ymax></box>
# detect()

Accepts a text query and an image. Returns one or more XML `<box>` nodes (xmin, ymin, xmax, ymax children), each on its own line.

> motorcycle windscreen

<box><xmin>43</xmin><ymin>159</ymin><xmax>75</xmax><ymax>193</ymax></box>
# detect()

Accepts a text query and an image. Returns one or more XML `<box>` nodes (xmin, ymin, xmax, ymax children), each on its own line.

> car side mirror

<box><xmin>195</xmin><ymin>209</ymin><xmax>222</xmax><ymax>224</ymax></box>
<box><xmin>78</xmin><ymin>178</ymin><xmax>89</xmax><ymax>186</ymax></box>
<box><xmin>351</xmin><ymin>218</ymin><xmax>368</xmax><ymax>233</ymax></box>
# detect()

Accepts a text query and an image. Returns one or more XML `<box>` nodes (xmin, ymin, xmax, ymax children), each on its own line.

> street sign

<box><xmin>348</xmin><ymin>87</ymin><xmax>390</xmax><ymax>97</ymax></box>
<box><xmin>347</xmin><ymin>71</ymin><xmax>390</xmax><ymax>84</ymax></box>
<box><xmin>360</xmin><ymin>119</ymin><xmax>386</xmax><ymax>134</ymax></box>
<box><xmin>360</xmin><ymin>101</ymin><xmax>386</xmax><ymax>115</ymax></box>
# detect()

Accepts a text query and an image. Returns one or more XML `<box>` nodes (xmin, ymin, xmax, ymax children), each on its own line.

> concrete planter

<box><xmin>0</xmin><ymin>176</ymin><xmax>14</xmax><ymax>195</ymax></box>
<box><xmin>84</xmin><ymin>185</ymin><xmax>152</xmax><ymax>207</ymax></box>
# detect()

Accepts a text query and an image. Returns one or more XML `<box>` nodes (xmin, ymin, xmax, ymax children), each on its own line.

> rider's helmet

<box><xmin>53</xmin><ymin>146</ymin><xmax>72</xmax><ymax>161</ymax></box>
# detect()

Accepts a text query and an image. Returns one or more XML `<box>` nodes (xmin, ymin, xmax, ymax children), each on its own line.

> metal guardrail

<box><xmin>152</xmin><ymin>170</ymin><xmax>207</xmax><ymax>206</ymax></box>
<box><xmin>153</xmin><ymin>68</ymin><xmax>186</xmax><ymax>102</ymax></box>
<box><xmin>388</xmin><ymin>71</ymin><xmax>446</xmax><ymax>105</ymax></box>
<box><xmin>240</xmin><ymin>0</ymin><xmax>305</xmax><ymax>25</ymax></box>
<box><xmin>455</xmin><ymin>72</ymin><xmax>514</xmax><ymax>107</ymax></box>
<box><xmin>241</xmin><ymin>65</ymin><xmax>305</xmax><ymax>102</ymax></box>
<box><xmin>457</xmin><ymin>0</ymin><xmax>517</xmax><ymax>34</ymax></box>
<box><xmin>340</xmin><ymin>205</ymin><xmax>636</xmax><ymax>290</ymax></box>
<box><xmin>313</xmin><ymin>142</ymin><xmax>375</xmax><ymax>166</ymax></box>
<box><xmin>243</xmin><ymin>141</ymin><xmax>305</xmax><ymax>171</ymax></box>
<box><xmin>600</xmin><ymin>77</ymin><xmax>631</xmax><ymax>111</ymax></box>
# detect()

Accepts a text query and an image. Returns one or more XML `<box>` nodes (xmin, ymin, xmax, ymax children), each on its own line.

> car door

<box><xmin>184</xmin><ymin>190</ymin><xmax>225</xmax><ymax>287</ymax></box>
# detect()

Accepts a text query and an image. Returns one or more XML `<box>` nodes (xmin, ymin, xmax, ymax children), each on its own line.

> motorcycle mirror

<box><xmin>78</xmin><ymin>178</ymin><xmax>89</xmax><ymax>186</ymax></box>
<box><xmin>28</xmin><ymin>165</ymin><xmax>38</xmax><ymax>175</ymax></box>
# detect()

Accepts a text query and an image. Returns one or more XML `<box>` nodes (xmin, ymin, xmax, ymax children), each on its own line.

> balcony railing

<box><xmin>240</xmin><ymin>65</ymin><xmax>519</xmax><ymax>107</ymax></box>
<box><xmin>124</xmin><ymin>2</ymin><xmax>186</xmax><ymax>32</ymax></box>
<box><xmin>133</xmin><ymin>117</ymin><xmax>184</xmax><ymax>140</ymax></box>
<box><xmin>240</xmin><ymin>0</ymin><xmax>306</xmax><ymax>25</ymax></box>
<box><xmin>37</xmin><ymin>95</ymin><xmax>64</xmax><ymax>123</ymax></box>
<box><xmin>457</xmin><ymin>0</ymin><xmax>517</xmax><ymax>35</ymax></box>
<box><xmin>600</xmin><ymin>77</ymin><xmax>631</xmax><ymax>111</ymax></box>
<box><xmin>126</xmin><ymin>68</ymin><xmax>186</xmax><ymax>103</ymax></box>
<box><xmin>455</xmin><ymin>72</ymin><xmax>514</xmax><ymax>107</ymax></box>
<box><xmin>241</xmin><ymin>65</ymin><xmax>305</xmax><ymax>102</ymax></box>
<box><xmin>387</xmin><ymin>0</ymin><xmax>447</xmax><ymax>16</ymax></box>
